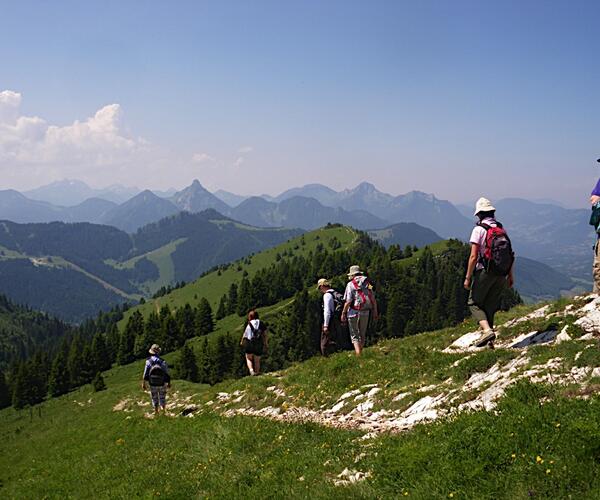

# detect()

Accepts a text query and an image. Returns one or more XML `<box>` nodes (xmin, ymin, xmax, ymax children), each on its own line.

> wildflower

<box><xmin>403</xmin><ymin>492</ymin><xmax>409</xmax><ymax>497</ymax></box>
<box><xmin>546</xmin><ymin>469</ymin><xmax>551</xmax><ymax>475</ymax></box>
<box><xmin>511</xmin><ymin>454</ymin><xmax>516</xmax><ymax>459</ymax></box>
<box><xmin>536</xmin><ymin>456</ymin><xmax>544</xmax><ymax>464</ymax></box>
<box><xmin>555</xmin><ymin>423</ymin><xmax>561</xmax><ymax>428</ymax></box>
<box><xmin>116</xmin><ymin>438</ymin><xmax>125</xmax><ymax>445</ymax></box>
<box><xmin>550</xmin><ymin>460</ymin><xmax>555</xmax><ymax>464</ymax></box>
<box><xmin>449</xmin><ymin>493</ymin><xmax>454</xmax><ymax>498</ymax></box>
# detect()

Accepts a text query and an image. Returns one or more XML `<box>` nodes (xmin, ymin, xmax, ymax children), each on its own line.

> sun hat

<box><xmin>347</xmin><ymin>265</ymin><xmax>363</xmax><ymax>278</ymax></box>
<box><xmin>149</xmin><ymin>344</ymin><xmax>161</xmax><ymax>355</ymax></box>
<box><xmin>474</xmin><ymin>197</ymin><xmax>496</xmax><ymax>216</ymax></box>
<box><xmin>316</xmin><ymin>278</ymin><xmax>331</xmax><ymax>290</ymax></box>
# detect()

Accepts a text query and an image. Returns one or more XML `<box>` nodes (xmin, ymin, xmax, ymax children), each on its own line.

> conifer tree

<box><xmin>177</xmin><ymin>303</ymin><xmax>196</xmax><ymax>340</ymax></box>
<box><xmin>118</xmin><ymin>313</ymin><xmax>141</xmax><ymax>365</ymax></box>
<box><xmin>80</xmin><ymin>344</ymin><xmax>96</xmax><ymax>384</ymax></box>
<box><xmin>178</xmin><ymin>343</ymin><xmax>199</xmax><ymax>382</ymax></box>
<box><xmin>29</xmin><ymin>352</ymin><xmax>49</xmax><ymax>404</ymax></box>
<box><xmin>196</xmin><ymin>298</ymin><xmax>214</xmax><ymax>336</ymax></box>
<box><xmin>91</xmin><ymin>332</ymin><xmax>111</xmax><ymax>372</ymax></box>
<box><xmin>144</xmin><ymin>311</ymin><xmax>162</xmax><ymax>350</ymax></box>
<box><xmin>216</xmin><ymin>295</ymin><xmax>227</xmax><ymax>321</ymax></box>
<box><xmin>67</xmin><ymin>335</ymin><xmax>84</xmax><ymax>387</ymax></box>
<box><xmin>226</xmin><ymin>283</ymin><xmax>238</xmax><ymax>315</ymax></box>
<box><xmin>48</xmin><ymin>350</ymin><xmax>71</xmax><ymax>397</ymax></box>
<box><xmin>161</xmin><ymin>314</ymin><xmax>181</xmax><ymax>352</ymax></box>
<box><xmin>92</xmin><ymin>372</ymin><xmax>106</xmax><ymax>392</ymax></box>
<box><xmin>197</xmin><ymin>337</ymin><xmax>210</xmax><ymax>384</ymax></box>
<box><xmin>0</xmin><ymin>369</ymin><xmax>10</xmax><ymax>409</ymax></box>
<box><xmin>105</xmin><ymin>323</ymin><xmax>120</xmax><ymax>364</ymax></box>
<box><xmin>236</xmin><ymin>277</ymin><xmax>252</xmax><ymax>316</ymax></box>
<box><xmin>11</xmin><ymin>362</ymin><xmax>31</xmax><ymax>410</ymax></box>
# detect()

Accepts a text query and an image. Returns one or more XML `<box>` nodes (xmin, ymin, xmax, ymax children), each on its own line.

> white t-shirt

<box><xmin>243</xmin><ymin>319</ymin><xmax>262</xmax><ymax>340</ymax></box>
<box><xmin>343</xmin><ymin>278</ymin><xmax>371</xmax><ymax>318</ymax></box>
<box><xmin>469</xmin><ymin>217</ymin><xmax>497</xmax><ymax>270</ymax></box>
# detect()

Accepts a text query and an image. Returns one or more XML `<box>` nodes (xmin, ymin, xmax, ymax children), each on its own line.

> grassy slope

<box><xmin>4</xmin><ymin>301</ymin><xmax>600</xmax><ymax>498</ymax></box>
<box><xmin>107</xmin><ymin>238</ymin><xmax>189</xmax><ymax>295</ymax></box>
<box><xmin>119</xmin><ymin>226</ymin><xmax>357</xmax><ymax>328</ymax></box>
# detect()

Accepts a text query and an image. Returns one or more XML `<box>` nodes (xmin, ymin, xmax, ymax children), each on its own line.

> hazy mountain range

<box><xmin>2</xmin><ymin>178</ymin><xmax>595</xmax><ymax>285</ymax></box>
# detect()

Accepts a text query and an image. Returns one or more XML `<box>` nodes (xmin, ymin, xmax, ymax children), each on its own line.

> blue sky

<box><xmin>0</xmin><ymin>0</ymin><xmax>598</xmax><ymax>206</ymax></box>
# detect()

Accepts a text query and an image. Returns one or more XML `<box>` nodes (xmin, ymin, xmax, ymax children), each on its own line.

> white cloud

<box><xmin>0</xmin><ymin>90</ymin><xmax>150</xmax><ymax>177</ymax></box>
<box><xmin>233</xmin><ymin>156</ymin><xmax>245</xmax><ymax>167</ymax></box>
<box><xmin>192</xmin><ymin>152</ymin><xmax>216</xmax><ymax>164</ymax></box>
<box><xmin>238</xmin><ymin>145</ymin><xmax>253</xmax><ymax>154</ymax></box>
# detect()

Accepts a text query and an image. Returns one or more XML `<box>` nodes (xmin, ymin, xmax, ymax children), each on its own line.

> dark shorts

<box><xmin>243</xmin><ymin>338</ymin><xmax>263</xmax><ymax>356</ymax></box>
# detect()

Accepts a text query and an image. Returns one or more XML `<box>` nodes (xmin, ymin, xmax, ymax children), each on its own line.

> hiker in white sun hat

<box><xmin>341</xmin><ymin>265</ymin><xmax>379</xmax><ymax>356</ymax></box>
<box><xmin>464</xmin><ymin>197</ymin><xmax>515</xmax><ymax>348</ymax></box>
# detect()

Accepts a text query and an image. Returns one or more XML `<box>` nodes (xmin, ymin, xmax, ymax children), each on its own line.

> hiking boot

<box><xmin>474</xmin><ymin>330</ymin><xmax>496</xmax><ymax>348</ymax></box>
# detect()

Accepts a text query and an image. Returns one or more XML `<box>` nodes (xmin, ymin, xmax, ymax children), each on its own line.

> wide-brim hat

<box><xmin>474</xmin><ymin>197</ymin><xmax>496</xmax><ymax>216</ymax></box>
<box><xmin>347</xmin><ymin>265</ymin><xmax>363</xmax><ymax>277</ymax></box>
<box><xmin>316</xmin><ymin>278</ymin><xmax>330</xmax><ymax>290</ymax></box>
<box><xmin>149</xmin><ymin>344</ymin><xmax>161</xmax><ymax>355</ymax></box>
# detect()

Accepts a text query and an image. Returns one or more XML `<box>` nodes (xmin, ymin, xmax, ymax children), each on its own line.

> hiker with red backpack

<box><xmin>464</xmin><ymin>198</ymin><xmax>515</xmax><ymax>347</ymax></box>
<box><xmin>317</xmin><ymin>278</ymin><xmax>345</xmax><ymax>356</ymax></box>
<box><xmin>341</xmin><ymin>266</ymin><xmax>379</xmax><ymax>356</ymax></box>
<box><xmin>142</xmin><ymin>344</ymin><xmax>171</xmax><ymax>415</ymax></box>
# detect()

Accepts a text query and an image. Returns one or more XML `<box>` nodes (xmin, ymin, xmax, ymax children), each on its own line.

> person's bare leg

<box><xmin>353</xmin><ymin>342</ymin><xmax>362</xmax><ymax>356</ymax></box>
<box><xmin>479</xmin><ymin>319</ymin><xmax>491</xmax><ymax>332</ymax></box>
<box><xmin>254</xmin><ymin>356</ymin><xmax>261</xmax><ymax>375</ymax></box>
<box><xmin>245</xmin><ymin>354</ymin><xmax>255</xmax><ymax>375</ymax></box>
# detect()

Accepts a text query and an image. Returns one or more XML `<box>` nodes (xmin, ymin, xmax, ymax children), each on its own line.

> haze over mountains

<box><xmin>0</xmin><ymin>178</ymin><xmax>593</xmax><ymax>308</ymax></box>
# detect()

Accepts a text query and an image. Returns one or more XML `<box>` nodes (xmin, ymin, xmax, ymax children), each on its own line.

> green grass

<box><xmin>5</xmin><ymin>296</ymin><xmax>600</xmax><ymax>498</ymax></box>
<box><xmin>119</xmin><ymin>226</ymin><xmax>357</xmax><ymax>328</ymax></box>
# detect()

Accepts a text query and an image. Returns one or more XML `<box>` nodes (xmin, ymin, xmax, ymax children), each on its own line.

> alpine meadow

<box><xmin>2</xmin><ymin>2</ymin><xmax>600</xmax><ymax>499</ymax></box>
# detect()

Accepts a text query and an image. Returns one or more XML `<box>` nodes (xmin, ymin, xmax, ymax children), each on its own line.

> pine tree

<box><xmin>92</xmin><ymin>372</ymin><xmax>106</xmax><ymax>392</ymax></box>
<box><xmin>144</xmin><ymin>311</ymin><xmax>162</xmax><ymax>351</ymax></box>
<box><xmin>67</xmin><ymin>336</ymin><xmax>84</xmax><ymax>387</ymax></box>
<box><xmin>197</xmin><ymin>337</ymin><xmax>210</xmax><ymax>384</ymax></box>
<box><xmin>216</xmin><ymin>295</ymin><xmax>227</xmax><ymax>321</ymax></box>
<box><xmin>226</xmin><ymin>283</ymin><xmax>238</xmax><ymax>315</ymax></box>
<box><xmin>80</xmin><ymin>344</ymin><xmax>96</xmax><ymax>384</ymax></box>
<box><xmin>177</xmin><ymin>303</ymin><xmax>196</xmax><ymax>340</ymax></box>
<box><xmin>178</xmin><ymin>343</ymin><xmax>199</xmax><ymax>382</ymax></box>
<box><xmin>117</xmin><ymin>314</ymin><xmax>140</xmax><ymax>365</ymax></box>
<box><xmin>105</xmin><ymin>323</ymin><xmax>120</xmax><ymax>364</ymax></box>
<box><xmin>196</xmin><ymin>298</ymin><xmax>214</xmax><ymax>336</ymax></box>
<box><xmin>11</xmin><ymin>362</ymin><xmax>31</xmax><ymax>409</ymax></box>
<box><xmin>48</xmin><ymin>350</ymin><xmax>70</xmax><ymax>397</ymax></box>
<box><xmin>29</xmin><ymin>352</ymin><xmax>48</xmax><ymax>405</ymax></box>
<box><xmin>161</xmin><ymin>314</ymin><xmax>181</xmax><ymax>352</ymax></box>
<box><xmin>0</xmin><ymin>369</ymin><xmax>10</xmax><ymax>409</ymax></box>
<box><xmin>91</xmin><ymin>333</ymin><xmax>111</xmax><ymax>372</ymax></box>
<box><xmin>236</xmin><ymin>277</ymin><xmax>252</xmax><ymax>316</ymax></box>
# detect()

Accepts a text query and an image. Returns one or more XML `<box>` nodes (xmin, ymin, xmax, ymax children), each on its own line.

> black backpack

<box><xmin>590</xmin><ymin>203</ymin><xmax>600</xmax><ymax>232</ymax></box>
<box><xmin>325</xmin><ymin>290</ymin><xmax>345</xmax><ymax>315</ymax></box>
<box><xmin>248</xmin><ymin>320</ymin><xmax>265</xmax><ymax>342</ymax></box>
<box><xmin>148</xmin><ymin>359</ymin><xmax>166</xmax><ymax>386</ymax></box>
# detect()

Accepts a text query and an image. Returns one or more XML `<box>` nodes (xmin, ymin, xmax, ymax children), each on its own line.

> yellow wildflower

<box><xmin>536</xmin><ymin>456</ymin><xmax>544</xmax><ymax>464</ymax></box>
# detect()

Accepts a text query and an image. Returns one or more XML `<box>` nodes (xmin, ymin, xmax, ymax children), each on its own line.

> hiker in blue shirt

<box><xmin>142</xmin><ymin>344</ymin><xmax>171</xmax><ymax>415</ymax></box>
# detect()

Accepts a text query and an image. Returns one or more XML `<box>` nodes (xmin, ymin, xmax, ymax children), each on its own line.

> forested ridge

<box><xmin>0</xmin><ymin>226</ymin><xmax>521</xmax><ymax>410</ymax></box>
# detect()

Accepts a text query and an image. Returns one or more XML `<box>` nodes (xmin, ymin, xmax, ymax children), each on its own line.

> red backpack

<box><xmin>477</xmin><ymin>221</ymin><xmax>515</xmax><ymax>276</ymax></box>
<box><xmin>351</xmin><ymin>276</ymin><xmax>374</xmax><ymax>311</ymax></box>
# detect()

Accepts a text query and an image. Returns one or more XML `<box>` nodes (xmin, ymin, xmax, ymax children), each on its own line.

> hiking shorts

<box><xmin>348</xmin><ymin>312</ymin><xmax>369</xmax><ymax>345</ymax></box>
<box><xmin>242</xmin><ymin>338</ymin><xmax>264</xmax><ymax>356</ymax></box>
<box><xmin>150</xmin><ymin>385</ymin><xmax>167</xmax><ymax>408</ymax></box>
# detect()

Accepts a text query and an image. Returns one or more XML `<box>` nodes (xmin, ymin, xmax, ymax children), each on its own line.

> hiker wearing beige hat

<box><xmin>317</xmin><ymin>278</ymin><xmax>344</xmax><ymax>356</ymax></box>
<box><xmin>341</xmin><ymin>265</ymin><xmax>379</xmax><ymax>356</ymax></box>
<box><xmin>142</xmin><ymin>344</ymin><xmax>171</xmax><ymax>414</ymax></box>
<box><xmin>464</xmin><ymin>198</ymin><xmax>515</xmax><ymax>347</ymax></box>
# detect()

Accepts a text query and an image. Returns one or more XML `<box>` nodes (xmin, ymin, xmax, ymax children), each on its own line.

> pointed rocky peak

<box><xmin>170</xmin><ymin>180</ymin><xmax>230</xmax><ymax>214</ymax></box>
